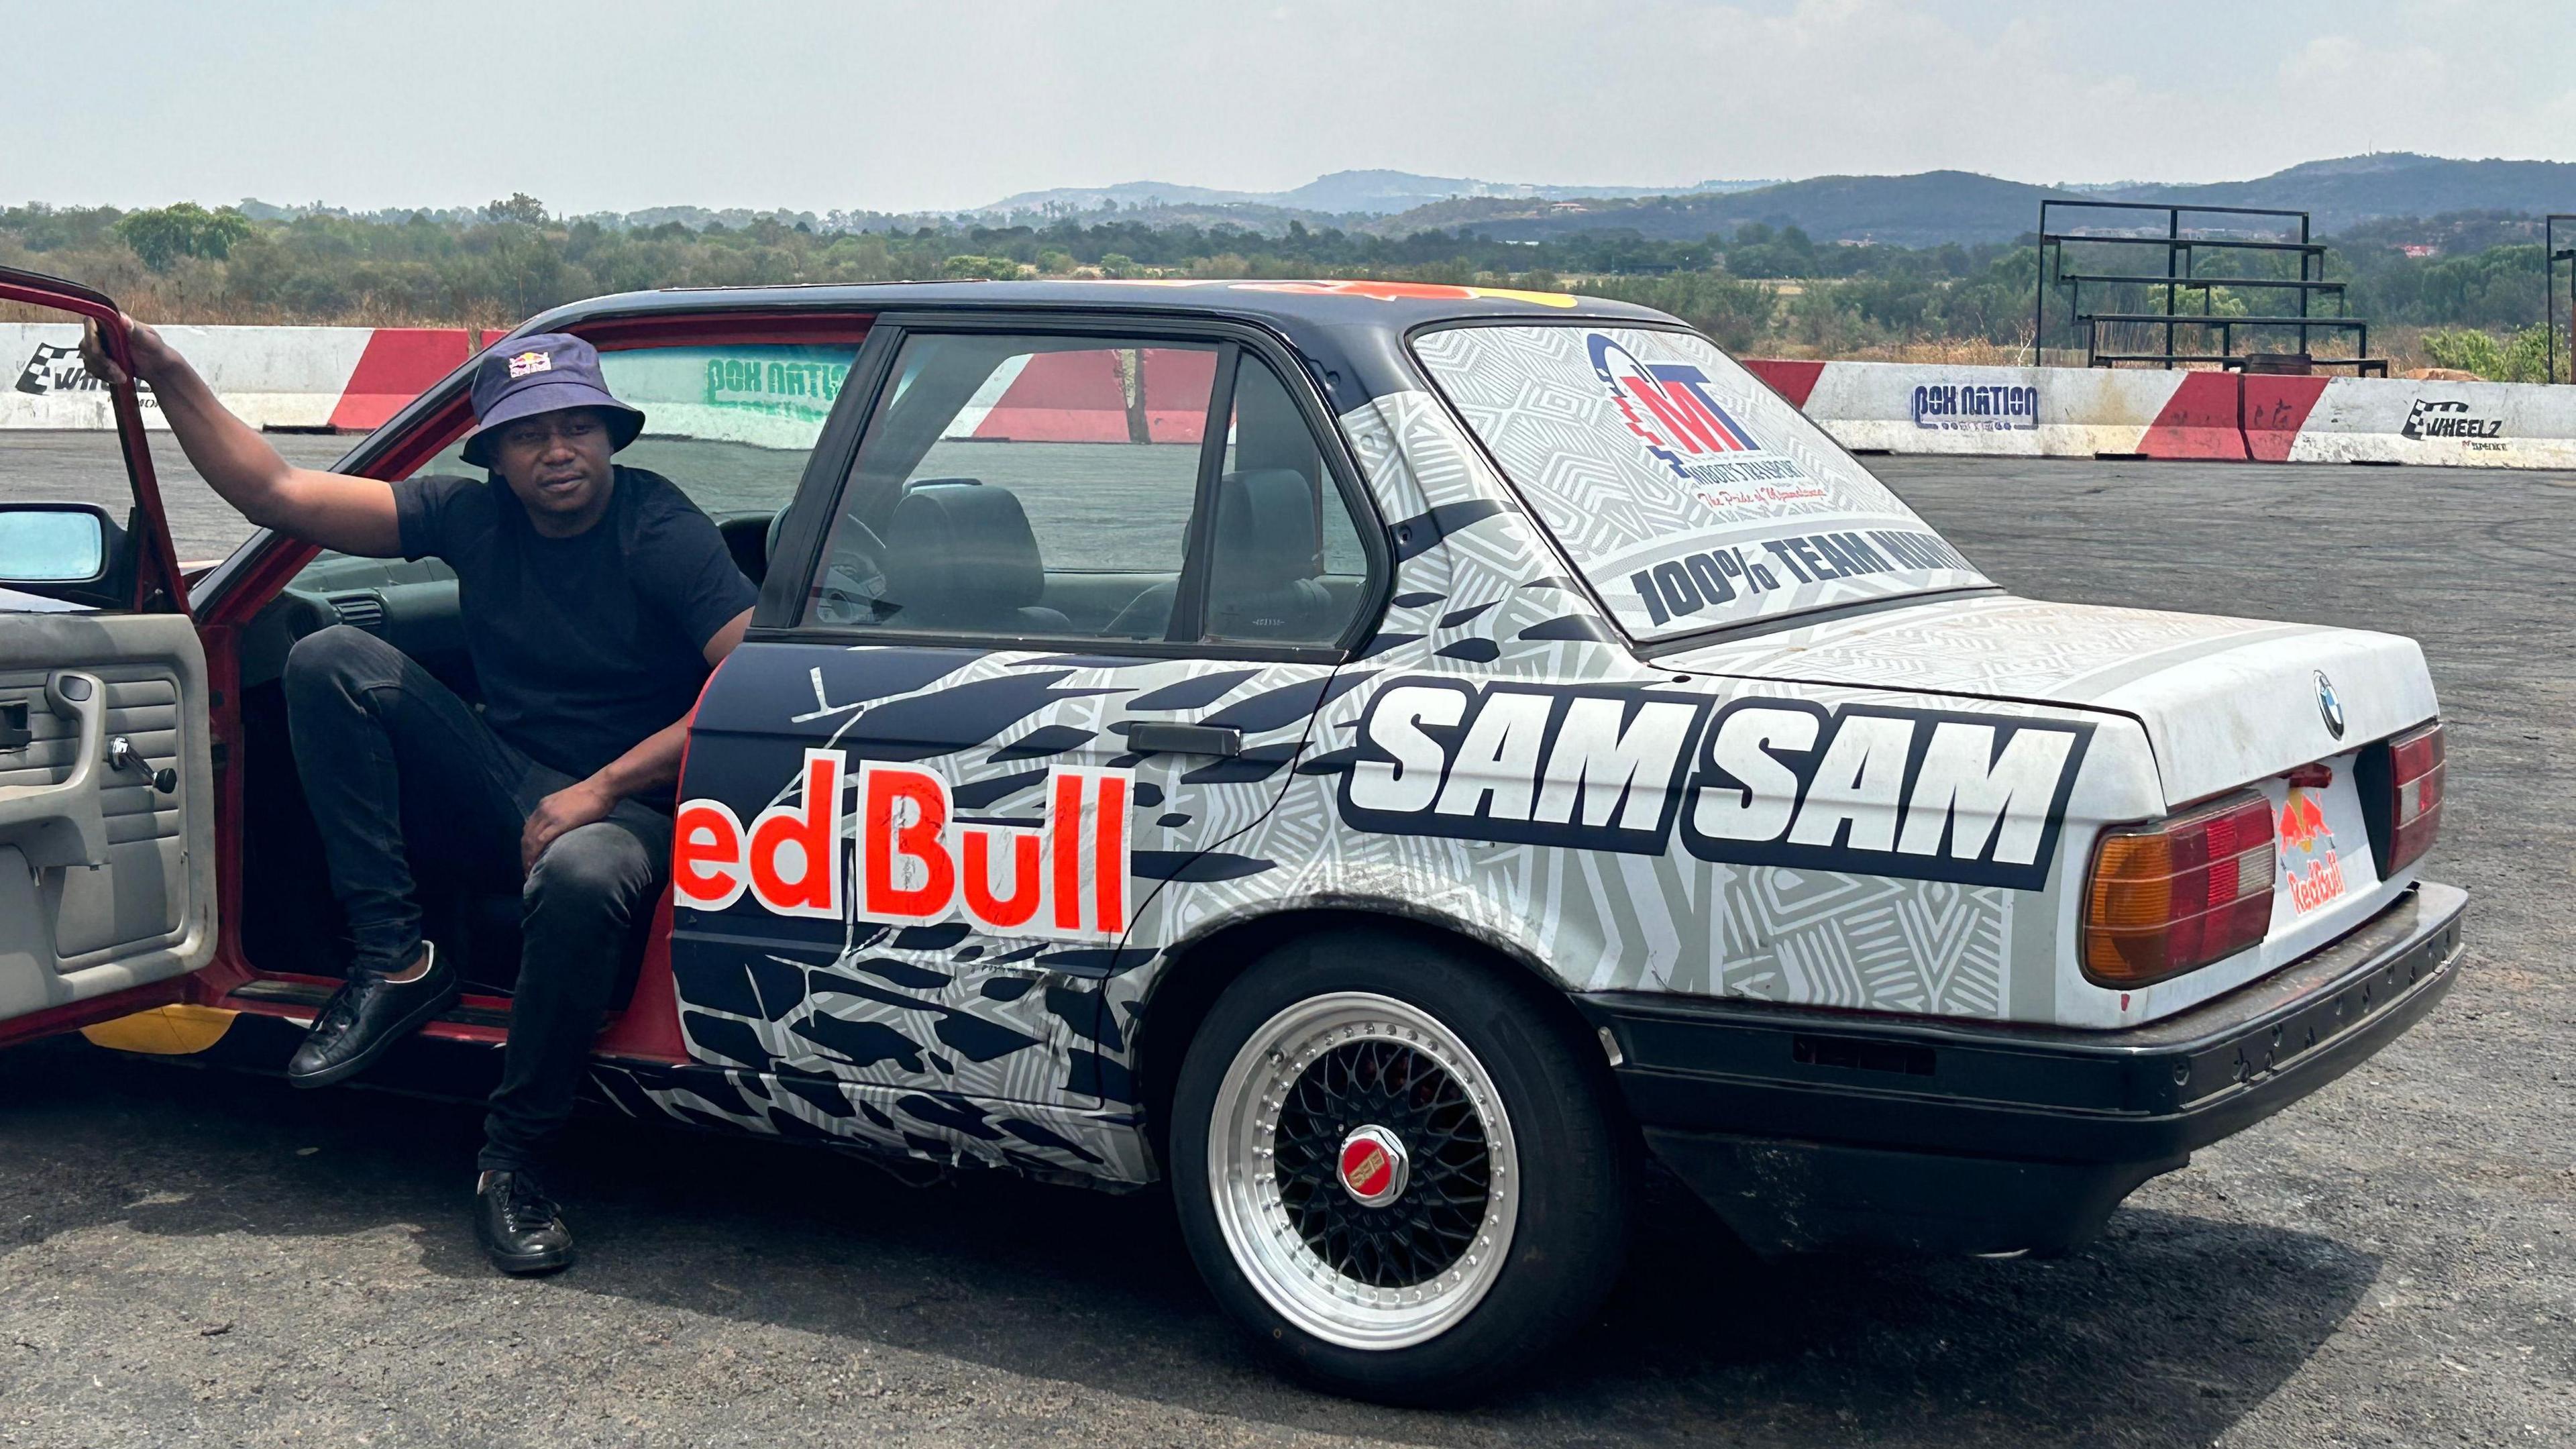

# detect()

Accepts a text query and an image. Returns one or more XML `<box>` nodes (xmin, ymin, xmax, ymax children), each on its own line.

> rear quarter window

<box><xmin>1411</xmin><ymin>323</ymin><xmax>1989</xmax><ymax>641</ymax></box>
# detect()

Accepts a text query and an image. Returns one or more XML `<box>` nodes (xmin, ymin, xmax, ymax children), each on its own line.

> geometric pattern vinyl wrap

<box><xmin>617</xmin><ymin>358</ymin><xmax>2292</xmax><ymax>1187</ymax></box>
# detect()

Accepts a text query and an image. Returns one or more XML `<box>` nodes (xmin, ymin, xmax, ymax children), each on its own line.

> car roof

<box><xmin>514</xmin><ymin>278</ymin><xmax>1688</xmax><ymax>416</ymax></box>
<box><xmin>527</xmin><ymin>278</ymin><xmax>1680</xmax><ymax>333</ymax></box>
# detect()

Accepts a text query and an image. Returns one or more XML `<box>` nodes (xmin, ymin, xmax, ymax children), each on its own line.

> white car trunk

<box><xmin>1665</xmin><ymin>594</ymin><xmax>2437</xmax><ymax>808</ymax></box>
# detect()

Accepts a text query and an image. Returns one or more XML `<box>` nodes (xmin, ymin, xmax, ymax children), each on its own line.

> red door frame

<box><xmin>0</xmin><ymin>269</ymin><xmax>202</xmax><ymax>1049</ymax></box>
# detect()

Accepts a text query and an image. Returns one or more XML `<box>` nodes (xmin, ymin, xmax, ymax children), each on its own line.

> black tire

<box><xmin>1169</xmin><ymin>926</ymin><xmax>1633</xmax><ymax>1404</ymax></box>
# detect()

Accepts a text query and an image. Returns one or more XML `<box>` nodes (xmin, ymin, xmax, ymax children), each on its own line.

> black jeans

<box><xmin>282</xmin><ymin>625</ymin><xmax>672</xmax><ymax>1174</ymax></box>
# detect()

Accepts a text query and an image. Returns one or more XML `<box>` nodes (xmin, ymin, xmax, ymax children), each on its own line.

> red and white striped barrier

<box><xmin>1748</xmin><ymin>358</ymin><xmax>2576</xmax><ymax>469</ymax></box>
<box><xmin>2242</xmin><ymin>374</ymin><xmax>2576</xmax><ymax>468</ymax></box>
<box><xmin>941</xmin><ymin>347</ymin><xmax>1213</xmax><ymax>443</ymax></box>
<box><xmin>0</xmin><ymin>323</ymin><xmax>470</xmax><ymax>433</ymax></box>
<box><xmin>1744</xmin><ymin>359</ymin><xmax>2245</xmax><ymax>460</ymax></box>
<box><xmin>13</xmin><ymin>323</ymin><xmax>2576</xmax><ymax>471</ymax></box>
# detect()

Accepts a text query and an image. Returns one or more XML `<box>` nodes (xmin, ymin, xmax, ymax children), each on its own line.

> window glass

<box><xmin>804</xmin><ymin>335</ymin><xmax>1375</xmax><ymax>651</ymax></box>
<box><xmin>1411</xmin><ymin>324</ymin><xmax>1988</xmax><ymax>641</ymax></box>
<box><xmin>1205</xmin><ymin>356</ymin><xmax>1372</xmax><ymax>647</ymax></box>
<box><xmin>806</xmin><ymin>334</ymin><xmax>1216</xmax><ymax>639</ymax></box>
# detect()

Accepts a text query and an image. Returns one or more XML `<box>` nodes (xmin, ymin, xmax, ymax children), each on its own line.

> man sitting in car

<box><xmin>83</xmin><ymin>323</ymin><xmax>755</xmax><ymax>1275</ymax></box>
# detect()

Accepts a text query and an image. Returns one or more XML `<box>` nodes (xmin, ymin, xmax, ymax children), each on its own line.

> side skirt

<box><xmin>103</xmin><ymin>1005</ymin><xmax>1156</xmax><ymax>1191</ymax></box>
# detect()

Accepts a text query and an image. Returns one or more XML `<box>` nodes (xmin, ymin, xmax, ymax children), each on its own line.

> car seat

<box><xmin>1106</xmin><ymin>470</ymin><xmax>1336</xmax><ymax>643</ymax></box>
<box><xmin>878</xmin><ymin>483</ymin><xmax>1073</xmax><ymax>635</ymax></box>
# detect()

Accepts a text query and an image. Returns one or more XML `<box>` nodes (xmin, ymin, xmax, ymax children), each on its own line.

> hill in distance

<box><xmin>2113</xmin><ymin>153</ymin><xmax>2576</xmax><ymax>235</ymax></box>
<box><xmin>976</xmin><ymin>154</ymin><xmax>2576</xmax><ymax>248</ymax></box>
<box><xmin>224</xmin><ymin>154</ymin><xmax>2576</xmax><ymax>250</ymax></box>
<box><xmin>973</xmin><ymin>168</ymin><xmax>1778</xmax><ymax>219</ymax></box>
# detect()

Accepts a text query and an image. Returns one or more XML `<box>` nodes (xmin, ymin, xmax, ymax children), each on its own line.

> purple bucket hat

<box><xmin>458</xmin><ymin>333</ymin><xmax>646</xmax><ymax>468</ymax></box>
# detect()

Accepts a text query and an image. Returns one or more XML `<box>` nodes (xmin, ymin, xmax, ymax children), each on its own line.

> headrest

<box><xmin>763</xmin><ymin>505</ymin><xmax>792</xmax><ymax>573</ymax></box>
<box><xmin>1213</xmin><ymin>470</ymin><xmax>1322</xmax><ymax>591</ymax></box>
<box><xmin>881</xmin><ymin>483</ymin><xmax>1045</xmax><ymax>615</ymax></box>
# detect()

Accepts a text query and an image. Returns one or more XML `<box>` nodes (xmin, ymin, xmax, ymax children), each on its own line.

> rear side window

<box><xmin>1412</xmin><ymin>324</ymin><xmax>1988</xmax><ymax>641</ymax></box>
<box><xmin>803</xmin><ymin>333</ymin><xmax>1375</xmax><ymax>650</ymax></box>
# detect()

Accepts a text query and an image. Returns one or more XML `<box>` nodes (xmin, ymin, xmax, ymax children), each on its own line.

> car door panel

<box><xmin>0</xmin><ymin>587</ymin><xmax>215</xmax><ymax>1018</ymax></box>
<box><xmin>0</xmin><ymin>270</ymin><xmax>217</xmax><ymax>1042</ymax></box>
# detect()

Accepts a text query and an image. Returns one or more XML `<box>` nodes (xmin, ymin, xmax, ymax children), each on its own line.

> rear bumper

<box><xmin>1576</xmin><ymin>881</ymin><xmax>2467</xmax><ymax>1255</ymax></box>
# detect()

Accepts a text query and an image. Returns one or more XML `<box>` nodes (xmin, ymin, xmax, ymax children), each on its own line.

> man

<box><xmin>83</xmin><ymin>323</ymin><xmax>755</xmax><ymax>1275</ymax></box>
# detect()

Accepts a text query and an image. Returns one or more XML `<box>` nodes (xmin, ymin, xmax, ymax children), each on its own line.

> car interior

<box><xmin>219</xmin><ymin>330</ymin><xmax>1375</xmax><ymax>1002</ymax></box>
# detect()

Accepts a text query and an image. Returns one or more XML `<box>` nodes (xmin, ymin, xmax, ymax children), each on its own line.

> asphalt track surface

<box><xmin>0</xmin><ymin>435</ymin><xmax>2571</xmax><ymax>1448</ymax></box>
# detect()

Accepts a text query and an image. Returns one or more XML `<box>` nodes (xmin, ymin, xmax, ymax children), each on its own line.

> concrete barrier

<box><xmin>12</xmin><ymin>322</ymin><xmax>2576</xmax><ymax>470</ymax></box>
<box><xmin>1745</xmin><ymin>359</ymin><xmax>2245</xmax><ymax>460</ymax></box>
<box><xmin>2243</xmin><ymin>374</ymin><xmax>2576</xmax><ymax>468</ymax></box>
<box><xmin>1</xmin><ymin>323</ymin><xmax>470</xmax><ymax>432</ymax></box>
<box><xmin>1754</xmin><ymin>358</ymin><xmax>2576</xmax><ymax>468</ymax></box>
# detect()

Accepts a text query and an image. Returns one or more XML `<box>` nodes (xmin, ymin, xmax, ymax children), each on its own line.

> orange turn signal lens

<box><xmin>2083</xmin><ymin>790</ymin><xmax>2275</xmax><ymax>987</ymax></box>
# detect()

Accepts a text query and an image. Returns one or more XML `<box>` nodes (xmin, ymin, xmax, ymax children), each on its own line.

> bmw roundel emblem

<box><xmin>2314</xmin><ymin>670</ymin><xmax>2346</xmax><ymax>740</ymax></box>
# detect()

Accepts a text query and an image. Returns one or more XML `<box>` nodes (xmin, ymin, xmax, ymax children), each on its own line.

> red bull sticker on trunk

<box><xmin>2277</xmin><ymin>784</ymin><xmax>2348</xmax><ymax>914</ymax></box>
<box><xmin>2265</xmin><ymin>758</ymin><xmax>2377</xmax><ymax>923</ymax></box>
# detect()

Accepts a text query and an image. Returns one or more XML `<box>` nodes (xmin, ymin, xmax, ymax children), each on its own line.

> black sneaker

<box><xmin>284</xmin><ymin>941</ymin><xmax>460</xmax><ymax>1089</ymax></box>
<box><xmin>476</xmin><ymin>1171</ymin><xmax>575</xmax><ymax>1275</ymax></box>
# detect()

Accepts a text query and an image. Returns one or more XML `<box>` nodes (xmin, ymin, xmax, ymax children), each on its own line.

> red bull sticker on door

<box><xmin>672</xmin><ymin>751</ymin><xmax>1132</xmax><ymax>940</ymax></box>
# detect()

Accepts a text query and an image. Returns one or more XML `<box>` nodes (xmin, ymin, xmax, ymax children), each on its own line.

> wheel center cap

<box><xmin>1336</xmin><ymin>1125</ymin><xmax>1409</xmax><ymax>1208</ymax></box>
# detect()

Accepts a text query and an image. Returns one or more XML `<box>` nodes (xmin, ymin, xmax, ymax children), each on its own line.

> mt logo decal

<box><xmin>673</xmin><ymin>750</ymin><xmax>1132</xmax><ymax>940</ymax></box>
<box><xmin>1340</xmin><ymin>682</ymin><xmax>2092</xmax><ymax>891</ymax></box>
<box><xmin>1587</xmin><ymin>333</ymin><xmax>1810</xmax><ymax>496</ymax></box>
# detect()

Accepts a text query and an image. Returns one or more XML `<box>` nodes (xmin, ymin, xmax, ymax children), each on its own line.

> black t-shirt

<box><xmin>393</xmin><ymin>466</ymin><xmax>757</xmax><ymax>800</ymax></box>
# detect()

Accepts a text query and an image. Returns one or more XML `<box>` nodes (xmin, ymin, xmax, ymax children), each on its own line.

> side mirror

<box><xmin>0</xmin><ymin>502</ymin><xmax>125</xmax><ymax>596</ymax></box>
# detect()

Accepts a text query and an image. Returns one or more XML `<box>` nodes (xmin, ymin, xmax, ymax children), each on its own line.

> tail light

<box><xmin>2084</xmin><ymin>790</ymin><xmax>2275</xmax><ymax>987</ymax></box>
<box><xmin>2385</xmin><ymin>720</ymin><xmax>2445</xmax><ymax>873</ymax></box>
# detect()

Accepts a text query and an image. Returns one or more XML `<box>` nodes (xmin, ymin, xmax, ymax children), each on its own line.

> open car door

<box><xmin>0</xmin><ymin>267</ymin><xmax>217</xmax><ymax>1048</ymax></box>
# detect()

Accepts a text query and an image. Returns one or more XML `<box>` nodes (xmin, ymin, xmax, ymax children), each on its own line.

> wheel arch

<box><xmin>1129</xmin><ymin>902</ymin><xmax>1616</xmax><ymax>1163</ymax></box>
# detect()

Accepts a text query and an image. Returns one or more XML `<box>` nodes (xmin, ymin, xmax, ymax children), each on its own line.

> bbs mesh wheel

<box><xmin>1171</xmin><ymin>928</ymin><xmax>1632</xmax><ymax>1403</ymax></box>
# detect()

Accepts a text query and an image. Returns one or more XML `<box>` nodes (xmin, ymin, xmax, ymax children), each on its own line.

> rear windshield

<box><xmin>1411</xmin><ymin>324</ymin><xmax>1989</xmax><ymax>642</ymax></box>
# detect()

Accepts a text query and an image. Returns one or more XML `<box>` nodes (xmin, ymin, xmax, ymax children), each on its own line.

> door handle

<box><xmin>0</xmin><ymin>670</ymin><xmax>109</xmax><ymax>867</ymax></box>
<box><xmin>1126</xmin><ymin>722</ymin><xmax>1244</xmax><ymax>757</ymax></box>
<box><xmin>108</xmin><ymin>736</ymin><xmax>178</xmax><ymax>794</ymax></box>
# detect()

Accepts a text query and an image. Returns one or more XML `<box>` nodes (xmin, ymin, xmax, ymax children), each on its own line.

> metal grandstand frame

<box><xmin>2034</xmin><ymin>200</ymin><xmax>2385</xmax><ymax>374</ymax></box>
<box><xmin>2548</xmin><ymin>214</ymin><xmax>2575</xmax><ymax>384</ymax></box>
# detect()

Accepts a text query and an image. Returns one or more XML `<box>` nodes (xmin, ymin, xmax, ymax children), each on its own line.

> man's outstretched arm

<box><xmin>83</xmin><ymin>317</ymin><xmax>404</xmax><ymax>557</ymax></box>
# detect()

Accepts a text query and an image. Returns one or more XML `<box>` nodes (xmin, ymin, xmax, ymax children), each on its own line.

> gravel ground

<box><xmin>0</xmin><ymin>440</ymin><xmax>2569</xmax><ymax>1448</ymax></box>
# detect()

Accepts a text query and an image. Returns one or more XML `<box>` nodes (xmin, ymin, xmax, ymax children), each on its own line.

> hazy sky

<box><xmin>11</xmin><ymin>0</ymin><xmax>2573</xmax><ymax>215</ymax></box>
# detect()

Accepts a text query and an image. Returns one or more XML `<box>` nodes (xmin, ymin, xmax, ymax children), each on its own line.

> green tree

<box><xmin>2421</xmin><ymin>325</ymin><xmax>2554</xmax><ymax>382</ymax></box>
<box><xmin>114</xmin><ymin>202</ymin><xmax>254</xmax><ymax>271</ymax></box>
<box><xmin>940</xmin><ymin>254</ymin><xmax>1022</xmax><ymax>280</ymax></box>
<box><xmin>480</xmin><ymin>193</ymin><xmax>549</xmax><ymax>226</ymax></box>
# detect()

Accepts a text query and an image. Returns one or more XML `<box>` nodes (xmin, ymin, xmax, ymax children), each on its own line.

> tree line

<box><xmin>3</xmin><ymin>197</ymin><xmax>2565</xmax><ymax>377</ymax></box>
